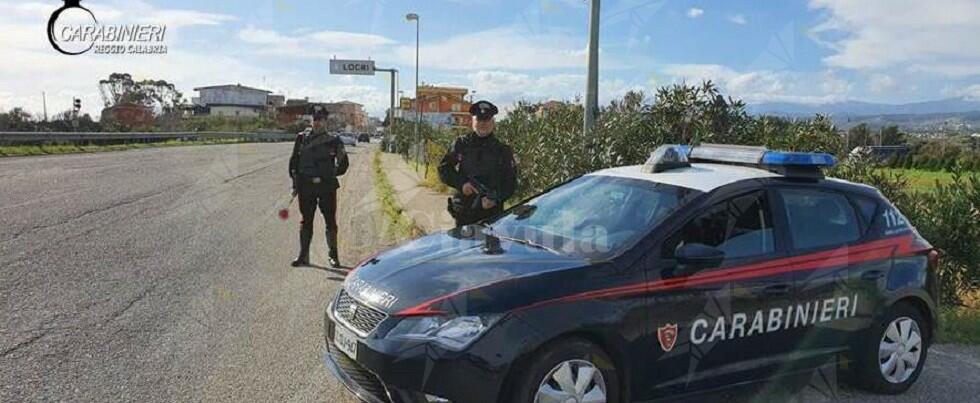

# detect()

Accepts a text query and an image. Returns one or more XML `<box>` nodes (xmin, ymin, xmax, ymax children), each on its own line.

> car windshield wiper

<box><xmin>493</xmin><ymin>233</ymin><xmax>564</xmax><ymax>256</ymax></box>
<box><xmin>510</xmin><ymin>204</ymin><xmax>537</xmax><ymax>220</ymax></box>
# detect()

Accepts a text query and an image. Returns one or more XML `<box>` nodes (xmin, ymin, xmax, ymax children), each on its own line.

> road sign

<box><xmin>330</xmin><ymin>59</ymin><xmax>376</xmax><ymax>76</ymax></box>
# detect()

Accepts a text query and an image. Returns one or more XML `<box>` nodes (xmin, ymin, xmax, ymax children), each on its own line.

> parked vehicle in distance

<box><xmin>338</xmin><ymin>133</ymin><xmax>357</xmax><ymax>147</ymax></box>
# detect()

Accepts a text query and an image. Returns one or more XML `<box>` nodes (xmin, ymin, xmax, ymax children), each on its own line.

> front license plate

<box><xmin>334</xmin><ymin>325</ymin><xmax>359</xmax><ymax>360</ymax></box>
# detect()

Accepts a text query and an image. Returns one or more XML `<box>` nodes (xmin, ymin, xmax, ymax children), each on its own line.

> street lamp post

<box><xmin>584</xmin><ymin>0</ymin><xmax>601</xmax><ymax>139</ymax></box>
<box><xmin>406</xmin><ymin>13</ymin><xmax>421</xmax><ymax>172</ymax></box>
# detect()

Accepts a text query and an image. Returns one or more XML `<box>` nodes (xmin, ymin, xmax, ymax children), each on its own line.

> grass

<box><xmin>418</xmin><ymin>162</ymin><xmax>452</xmax><ymax>194</ymax></box>
<box><xmin>410</xmin><ymin>158</ymin><xmax>528</xmax><ymax>209</ymax></box>
<box><xmin>0</xmin><ymin>138</ymin><xmax>254</xmax><ymax>158</ymax></box>
<box><xmin>372</xmin><ymin>149</ymin><xmax>424</xmax><ymax>240</ymax></box>
<box><xmin>939</xmin><ymin>306</ymin><xmax>980</xmax><ymax>344</ymax></box>
<box><xmin>938</xmin><ymin>290</ymin><xmax>980</xmax><ymax>345</ymax></box>
<box><xmin>879</xmin><ymin>168</ymin><xmax>955</xmax><ymax>192</ymax></box>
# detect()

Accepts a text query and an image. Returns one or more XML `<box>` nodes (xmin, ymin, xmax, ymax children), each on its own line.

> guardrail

<box><xmin>0</xmin><ymin>131</ymin><xmax>297</xmax><ymax>145</ymax></box>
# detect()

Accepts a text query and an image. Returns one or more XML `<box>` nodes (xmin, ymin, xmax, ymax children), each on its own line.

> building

<box><xmin>536</xmin><ymin>100</ymin><xmax>568</xmax><ymax>118</ymax></box>
<box><xmin>849</xmin><ymin>145</ymin><xmax>911</xmax><ymax>161</ymax></box>
<box><xmin>400</xmin><ymin>85</ymin><xmax>472</xmax><ymax>129</ymax></box>
<box><xmin>275</xmin><ymin>100</ymin><xmax>368</xmax><ymax>132</ymax></box>
<box><xmin>326</xmin><ymin>101</ymin><xmax>367</xmax><ymax>131</ymax></box>
<box><xmin>276</xmin><ymin>102</ymin><xmax>316</xmax><ymax>126</ymax></box>
<box><xmin>101</xmin><ymin>103</ymin><xmax>154</xmax><ymax>127</ymax></box>
<box><xmin>191</xmin><ymin>84</ymin><xmax>273</xmax><ymax>118</ymax></box>
<box><xmin>266</xmin><ymin>95</ymin><xmax>286</xmax><ymax>109</ymax></box>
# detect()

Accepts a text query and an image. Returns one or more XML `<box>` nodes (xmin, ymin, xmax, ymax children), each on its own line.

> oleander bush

<box><xmin>384</xmin><ymin>82</ymin><xmax>979</xmax><ymax>305</ymax></box>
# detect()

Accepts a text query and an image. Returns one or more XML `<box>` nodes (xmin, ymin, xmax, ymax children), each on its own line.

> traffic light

<box><xmin>73</xmin><ymin>98</ymin><xmax>81</xmax><ymax>111</ymax></box>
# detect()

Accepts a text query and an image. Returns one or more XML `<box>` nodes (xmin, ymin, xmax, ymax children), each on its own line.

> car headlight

<box><xmin>386</xmin><ymin>315</ymin><xmax>502</xmax><ymax>351</ymax></box>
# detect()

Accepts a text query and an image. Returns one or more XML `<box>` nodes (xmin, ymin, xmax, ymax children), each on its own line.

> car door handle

<box><xmin>762</xmin><ymin>284</ymin><xmax>792</xmax><ymax>296</ymax></box>
<box><xmin>861</xmin><ymin>270</ymin><xmax>885</xmax><ymax>281</ymax></box>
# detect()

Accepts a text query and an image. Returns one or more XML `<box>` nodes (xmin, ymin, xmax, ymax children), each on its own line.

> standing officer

<box><xmin>438</xmin><ymin>100</ymin><xmax>517</xmax><ymax>227</ymax></box>
<box><xmin>289</xmin><ymin>105</ymin><xmax>349</xmax><ymax>268</ymax></box>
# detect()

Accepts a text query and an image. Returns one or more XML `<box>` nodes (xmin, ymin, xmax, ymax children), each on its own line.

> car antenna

<box><xmin>482</xmin><ymin>222</ymin><xmax>503</xmax><ymax>255</ymax></box>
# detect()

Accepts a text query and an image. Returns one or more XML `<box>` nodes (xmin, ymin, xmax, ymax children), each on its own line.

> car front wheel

<box><xmin>511</xmin><ymin>338</ymin><xmax>620</xmax><ymax>403</ymax></box>
<box><xmin>854</xmin><ymin>303</ymin><xmax>929</xmax><ymax>394</ymax></box>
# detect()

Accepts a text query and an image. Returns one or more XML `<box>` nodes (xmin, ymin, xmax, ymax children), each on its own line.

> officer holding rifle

<box><xmin>438</xmin><ymin>100</ymin><xmax>517</xmax><ymax>227</ymax></box>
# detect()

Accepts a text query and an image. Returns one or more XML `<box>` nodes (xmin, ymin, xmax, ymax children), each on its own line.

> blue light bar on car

<box><xmin>643</xmin><ymin>143</ymin><xmax>837</xmax><ymax>174</ymax></box>
<box><xmin>643</xmin><ymin>145</ymin><xmax>691</xmax><ymax>173</ymax></box>
<box><xmin>690</xmin><ymin>144</ymin><xmax>767</xmax><ymax>164</ymax></box>
<box><xmin>760</xmin><ymin>150</ymin><xmax>837</xmax><ymax>167</ymax></box>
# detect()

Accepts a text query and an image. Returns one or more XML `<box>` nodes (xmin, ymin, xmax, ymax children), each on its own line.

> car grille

<box><xmin>328</xmin><ymin>340</ymin><xmax>392</xmax><ymax>403</ymax></box>
<box><xmin>334</xmin><ymin>290</ymin><xmax>387</xmax><ymax>335</ymax></box>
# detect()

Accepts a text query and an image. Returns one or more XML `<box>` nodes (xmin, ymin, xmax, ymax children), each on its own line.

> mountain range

<box><xmin>747</xmin><ymin>97</ymin><xmax>980</xmax><ymax>117</ymax></box>
<box><xmin>747</xmin><ymin>97</ymin><xmax>980</xmax><ymax>131</ymax></box>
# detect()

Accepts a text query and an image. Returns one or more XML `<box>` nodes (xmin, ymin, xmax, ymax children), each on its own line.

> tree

<box><xmin>0</xmin><ymin>108</ymin><xmax>36</xmax><ymax>131</ymax></box>
<box><xmin>847</xmin><ymin>124</ymin><xmax>872</xmax><ymax>148</ymax></box>
<box><xmin>99</xmin><ymin>73</ymin><xmax>137</xmax><ymax>107</ymax></box>
<box><xmin>880</xmin><ymin>125</ymin><xmax>904</xmax><ymax>146</ymax></box>
<box><xmin>99</xmin><ymin>73</ymin><xmax>185</xmax><ymax>114</ymax></box>
<box><xmin>138</xmin><ymin>79</ymin><xmax>184</xmax><ymax>114</ymax></box>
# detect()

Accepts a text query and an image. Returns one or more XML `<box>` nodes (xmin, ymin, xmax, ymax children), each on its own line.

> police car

<box><xmin>324</xmin><ymin>144</ymin><xmax>938</xmax><ymax>403</ymax></box>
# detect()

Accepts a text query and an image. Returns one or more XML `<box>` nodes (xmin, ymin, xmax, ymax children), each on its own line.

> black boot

<box><xmin>326</xmin><ymin>230</ymin><xmax>340</xmax><ymax>268</ymax></box>
<box><xmin>293</xmin><ymin>224</ymin><xmax>313</xmax><ymax>267</ymax></box>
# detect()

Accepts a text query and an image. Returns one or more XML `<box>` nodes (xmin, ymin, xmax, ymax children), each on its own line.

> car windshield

<box><xmin>491</xmin><ymin>175</ymin><xmax>699</xmax><ymax>259</ymax></box>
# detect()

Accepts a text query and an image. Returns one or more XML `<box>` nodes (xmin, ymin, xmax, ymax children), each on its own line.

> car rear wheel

<box><xmin>511</xmin><ymin>338</ymin><xmax>620</xmax><ymax>403</ymax></box>
<box><xmin>854</xmin><ymin>303</ymin><xmax>929</xmax><ymax>394</ymax></box>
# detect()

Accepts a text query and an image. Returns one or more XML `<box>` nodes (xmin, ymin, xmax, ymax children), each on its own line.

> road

<box><xmin>0</xmin><ymin>143</ymin><xmax>375</xmax><ymax>402</ymax></box>
<box><xmin>1</xmin><ymin>143</ymin><xmax>978</xmax><ymax>402</ymax></box>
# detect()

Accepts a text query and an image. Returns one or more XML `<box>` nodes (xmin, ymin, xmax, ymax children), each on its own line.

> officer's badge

<box><xmin>658</xmin><ymin>323</ymin><xmax>678</xmax><ymax>352</ymax></box>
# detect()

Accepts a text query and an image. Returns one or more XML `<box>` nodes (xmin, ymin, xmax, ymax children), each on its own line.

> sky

<box><xmin>1</xmin><ymin>0</ymin><xmax>979</xmax><ymax>119</ymax></box>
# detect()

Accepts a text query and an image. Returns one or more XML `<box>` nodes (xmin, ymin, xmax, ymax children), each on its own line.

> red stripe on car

<box><xmin>396</xmin><ymin>235</ymin><xmax>922</xmax><ymax>317</ymax></box>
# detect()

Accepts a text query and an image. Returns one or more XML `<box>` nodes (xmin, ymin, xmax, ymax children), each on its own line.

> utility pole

<box><xmin>406</xmin><ymin>13</ymin><xmax>421</xmax><ymax>172</ymax></box>
<box><xmin>584</xmin><ymin>0</ymin><xmax>601</xmax><ymax>138</ymax></box>
<box><xmin>375</xmin><ymin>68</ymin><xmax>398</xmax><ymax>133</ymax></box>
<box><xmin>42</xmin><ymin>91</ymin><xmax>48</xmax><ymax>122</ymax></box>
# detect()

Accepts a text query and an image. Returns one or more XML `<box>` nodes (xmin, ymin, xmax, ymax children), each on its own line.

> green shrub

<box><xmin>390</xmin><ymin>83</ymin><xmax>980</xmax><ymax>305</ymax></box>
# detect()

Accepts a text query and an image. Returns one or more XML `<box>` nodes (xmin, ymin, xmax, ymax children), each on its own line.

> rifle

<box><xmin>465</xmin><ymin>176</ymin><xmax>498</xmax><ymax>210</ymax></box>
<box><xmin>448</xmin><ymin>176</ymin><xmax>499</xmax><ymax>219</ymax></box>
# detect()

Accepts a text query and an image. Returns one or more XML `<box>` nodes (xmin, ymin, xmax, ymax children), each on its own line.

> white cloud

<box><xmin>134</xmin><ymin>9</ymin><xmax>235</xmax><ymax>28</ymax></box>
<box><xmin>820</xmin><ymin>70</ymin><xmax>851</xmax><ymax>94</ymax></box>
<box><xmin>687</xmin><ymin>8</ymin><xmax>704</xmax><ymax>18</ymax></box>
<box><xmin>462</xmin><ymin>70</ymin><xmax>646</xmax><ymax>110</ymax></box>
<box><xmin>868</xmin><ymin>74</ymin><xmax>897</xmax><ymax>93</ymax></box>
<box><xmin>0</xmin><ymin>0</ymin><xmax>388</xmax><ymax>117</ymax></box>
<box><xmin>728</xmin><ymin>14</ymin><xmax>747</xmax><ymax>25</ymax></box>
<box><xmin>237</xmin><ymin>27</ymin><xmax>396</xmax><ymax>59</ymax></box>
<box><xmin>662</xmin><ymin>64</ymin><xmax>852</xmax><ymax>104</ymax></box>
<box><xmin>308</xmin><ymin>31</ymin><xmax>396</xmax><ymax>47</ymax></box>
<box><xmin>394</xmin><ymin>27</ymin><xmax>591</xmax><ymax>70</ymax></box>
<box><xmin>236</xmin><ymin>24</ymin><xmax>600</xmax><ymax>72</ymax></box>
<box><xmin>947</xmin><ymin>84</ymin><xmax>980</xmax><ymax>101</ymax></box>
<box><xmin>808</xmin><ymin>0</ymin><xmax>980</xmax><ymax>76</ymax></box>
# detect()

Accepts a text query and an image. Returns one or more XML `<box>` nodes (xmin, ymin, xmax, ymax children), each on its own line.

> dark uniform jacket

<box><xmin>438</xmin><ymin>132</ymin><xmax>517</xmax><ymax>222</ymax></box>
<box><xmin>289</xmin><ymin>130</ymin><xmax>350</xmax><ymax>190</ymax></box>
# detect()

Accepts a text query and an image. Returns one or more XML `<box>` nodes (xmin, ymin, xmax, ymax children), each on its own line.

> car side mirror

<box><xmin>675</xmin><ymin>243</ymin><xmax>725</xmax><ymax>273</ymax></box>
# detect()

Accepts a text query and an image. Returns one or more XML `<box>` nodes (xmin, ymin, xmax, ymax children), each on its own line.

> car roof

<box><xmin>590</xmin><ymin>162</ymin><xmax>877</xmax><ymax>195</ymax></box>
<box><xmin>589</xmin><ymin>163</ymin><xmax>782</xmax><ymax>192</ymax></box>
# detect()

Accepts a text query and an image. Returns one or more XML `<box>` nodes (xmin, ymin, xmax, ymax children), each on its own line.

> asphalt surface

<box><xmin>1</xmin><ymin>142</ymin><xmax>978</xmax><ymax>402</ymax></box>
<box><xmin>0</xmin><ymin>142</ymin><xmax>375</xmax><ymax>402</ymax></box>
